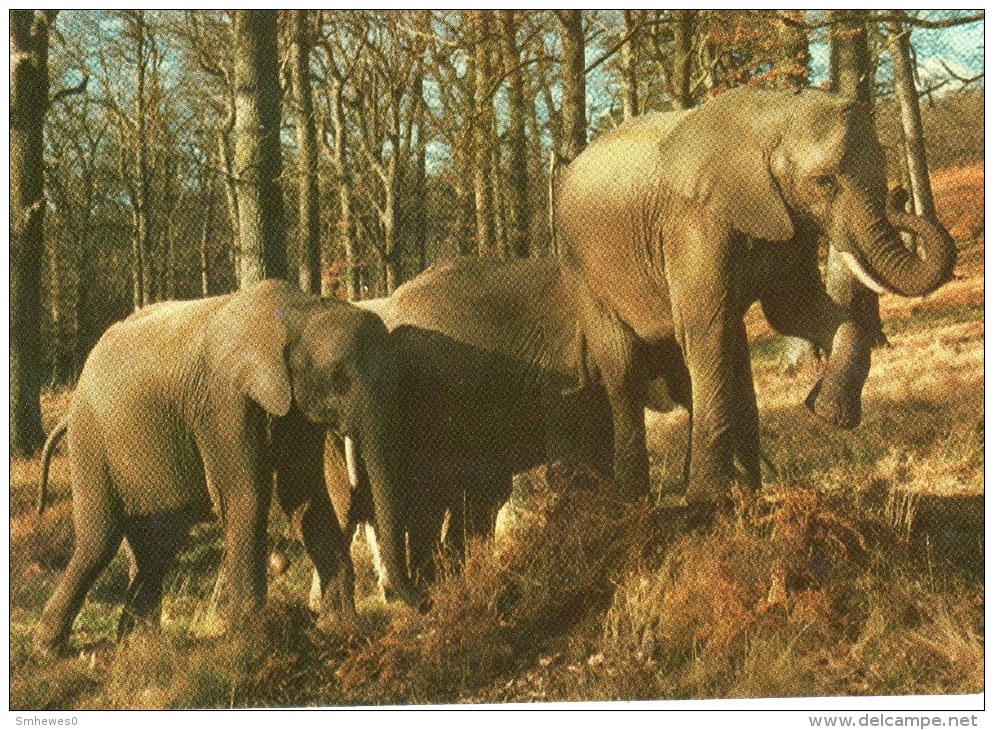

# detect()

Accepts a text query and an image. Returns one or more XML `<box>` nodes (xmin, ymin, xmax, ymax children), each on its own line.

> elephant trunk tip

<box><xmin>854</xmin><ymin>205</ymin><xmax>958</xmax><ymax>299</ymax></box>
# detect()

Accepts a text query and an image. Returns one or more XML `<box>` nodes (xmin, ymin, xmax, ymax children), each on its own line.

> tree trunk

<box><xmin>200</xmin><ymin>177</ymin><xmax>214</xmax><ymax>297</ymax></box>
<box><xmin>671</xmin><ymin>10</ymin><xmax>693</xmax><ymax>110</ymax></box>
<box><xmin>775</xmin><ymin>10</ymin><xmax>809</xmax><ymax>89</ymax></box>
<box><xmin>472</xmin><ymin>10</ymin><xmax>495</xmax><ymax>256</ymax></box>
<box><xmin>382</xmin><ymin>154</ymin><xmax>399</xmax><ymax>295</ymax></box>
<box><xmin>414</xmin><ymin>135</ymin><xmax>428</xmax><ymax>273</ymax></box>
<box><xmin>290</xmin><ymin>9</ymin><xmax>321</xmax><ymax>294</ymax></box>
<box><xmin>133</xmin><ymin>11</ymin><xmax>153</xmax><ymax>307</ymax></box>
<box><xmin>556</xmin><ymin>10</ymin><xmax>586</xmax><ymax>162</ymax></box>
<box><xmin>620</xmin><ymin>10</ymin><xmax>640</xmax><ymax>119</ymax></box>
<box><xmin>233</xmin><ymin>10</ymin><xmax>287</xmax><ymax>287</ymax></box>
<box><xmin>887</xmin><ymin>16</ymin><xmax>938</xmax><ymax>222</ymax></box>
<box><xmin>498</xmin><ymin>10</ymin><xmax>530</xmax><ymax>258</ymax></box>
<box><xmin>525</xmin><ymin>74</ymin><xmax>548</xmax><ymax>254</ymax></box>
<box><xmin>829</xmin><ymin>10</ymin><xmax>873</xmax><ymax>106</ymax></box>
<box><xmin>326</xmin><ymin>77</ymin><xmax>358</xmax><ymax>299</ymax></box>
<box><xmin>410</xmin><ymin>34</ymin><xmax>429</xmax><ymax>276</ymax></box>
<box><xmin>826</xmin><ymin>10</ymin><xmax>881</xmax><ymax>338</ymax></box>
<box><xmin>218</xmin><ymin>128</ymin><xmax>240</xmax><ymax>281</ymax></box>
<box><xmin>10</xmin><ymin>9</ymin><xmax>52</xmax><ymax>456</ymax></box>
<box><xmin>129</xmin><ymin>203</ymin><xmax>145</xmax><ymax>310</ymax></box>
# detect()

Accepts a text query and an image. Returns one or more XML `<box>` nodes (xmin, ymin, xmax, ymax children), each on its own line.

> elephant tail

<box><xmin>38</xmin><ymin>418</ymin><xmax>68</xmax><ymax>515</ymax></box>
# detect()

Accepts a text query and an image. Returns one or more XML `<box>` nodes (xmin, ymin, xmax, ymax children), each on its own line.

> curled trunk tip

<box><xmin>854</xmin><ymin>203</ymin><xmax>956</xmax><ymax>298</ymax></box>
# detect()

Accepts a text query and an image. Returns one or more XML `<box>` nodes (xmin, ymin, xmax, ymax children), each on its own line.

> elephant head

<box><xmin>209</xmin><ymin>280</ymin><xmax>421</xmax><ymax>609</ymax></box>
<box><xmin>658</xmin><ymin>88</ymin><xmax>956</xmax><ymax>298</ymax></box>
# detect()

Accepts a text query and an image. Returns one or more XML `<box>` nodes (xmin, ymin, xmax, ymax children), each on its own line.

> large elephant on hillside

<box><xmin>33</xmin><ymin>280</ymin><xmax>419</xmax><ymax>655</ymax></box>
<box><xmin>556</xmin><ymin>87</ymin><xmax>956</xmax><ymax>504</ymax></box>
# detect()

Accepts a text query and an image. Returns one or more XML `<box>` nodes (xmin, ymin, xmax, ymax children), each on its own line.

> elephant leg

<box><xmin>201</xmin><ymin>408</ymin><xmax>271</xmax><ymax>621</ymax></box>
<box><xmin>118</xmin><ymin>517</ymin><xmax>187</xmax><ymax>639</ymax></box>
<box><xmin>666</xmin><ymin>230</ymin><xmax>753</xmax><ymax>504</ymax></box>
<box><xmin>579</xmin><ymin>293</ymin><xmax>650</xmax><ymax>501</ymax></box>
<box><xmin>607</xmin><ymin>393</ymin><xmax>649</xmax><ymax>501</ymax></box>
<box><xmin>761</xmin><ymin>280</ymin><xmax>871</xmax><ymax>430</ymax></box>
<box><xmin>273</xmin><ymin>411</ymin><xmax>356</xmax><ymax>623</ymax></box>
<box><xmin>729</xmin><ymin>325</ymin><xmax>761</xmax><ymax>489</ymax></box>
<box><xmin>34</xmin><ymin>458</ymin><xmax>123</xmax><ymax>655</ymax></box>
<box><xmin>460</xmin><ymin>455</ymin><xmax>512</xmax><ymax>542</ymax></box>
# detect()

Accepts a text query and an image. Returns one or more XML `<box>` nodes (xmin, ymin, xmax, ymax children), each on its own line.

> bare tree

<box><xmin>288</xmin><ymin>9</ymin><xmax>322</xmax><ymax>293</ymax></box>
<box><xmin>92</xmin><ymin>11</ymin><xmax>161</xmax><ymax>309</ymax></box>
<box><xmin>887</xmin><ymin>12</ymin><xmax>937</xmax><ymax>222</ymax></box>
<box><xmin>420</xmin><ymin>13</ymin><xmax>475</xmax><ymax>257</ymax></box>
<box><xmin>314</xmin><ymin>12</ymin><xmax>361</xmax><ymax>298</ymax></box>
<box><xmin>232</xmin><ymin>10</ymin><xmax>287</xmax><ymax>286</ymax></box>
<box><xmin>348</xmin><ymin>11</ymin><xmax>423</xmax><ymax>293</ymax></box>
<box><xmin>670</xmin><ymin>10</ymin><xmax>694</xmax><ymax>110</ymax></box>
<box><xmin>498</xmin><ymin>10</ymin><xmax>530</xmax><ymax>257</ymax></box>
<box><xmin>619</xmin><ymin>10</ymin><xmax>641</xmax><ymax>119</ymax></box>
<box><xmin>10</xmin><ymin>9</ymin><xmax>56</xmax><ymax>456</ymax></box>
<box><xmin>775</xmin><ymin>10</ymin><xmax>809</xmax><ymax>89</ymax></box>
<box><xmin>472</xmin><ymin>10</ymin><xmax>496</xmax><ymax>255</ymax></box>
<box><xmin>555</xmin><ymin>10</ymin><xmax>586</xmax><ymax>162</ymax></box>
<box><xmin>829</xmin><ymin>10</ymin><xmax>873</xmax><ymax>105</ymax></box>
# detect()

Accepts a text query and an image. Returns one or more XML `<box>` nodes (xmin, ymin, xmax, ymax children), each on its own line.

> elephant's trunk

<box><xmin>357</xmin><ymin>391</ymin><xmax>423</xmax><ymax>610</ymax></box>
<box><xmin>846</xmin><ymin>196</ymin><xmax>956</xmax><ymax>298</ymax></box>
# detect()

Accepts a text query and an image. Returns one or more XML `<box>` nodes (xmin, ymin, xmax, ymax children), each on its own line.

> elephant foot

<box><xmin>806</xmin><ymin>378</ymin><xmax>861</xmax><ymax>430</ymax></box>
<box><xmin>315</xmin><ymin>605</ymin><xmax>357</xmax><ymax>633</ymax></box>
<box><xmin>31</xmin><ymin>633</ymin><xmax>69</xmax><ymax>660</ymax></box>
<box><xmin>308</xmin><ymin>568</ymin><xmax>358</xmax><ymax>628</ymax></box>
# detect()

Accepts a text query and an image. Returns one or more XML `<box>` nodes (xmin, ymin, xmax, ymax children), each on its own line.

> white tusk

<box><xmin>363</xmin><ymin>523</ymin><xmax>390</xmax><ymax>603</ymax></box>
<box><xmin>308</xmin><ymin>568</ymin><xmax>322</xmax><ymax>612</ymax></box>
<box><xmin>839</xmin><ymin>251</ymin><xmax>888</xmax><ymax>295</ymax></box>
<box><xmin>344</xmin><ymin>435</ymin><xmax>360</xmax><ymax>489</ymax></box>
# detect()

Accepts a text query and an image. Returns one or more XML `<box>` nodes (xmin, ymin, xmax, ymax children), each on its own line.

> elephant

<box><xmin>556</xmin><ymin>87</ymin><xmax>957</xmax><ymax>504</ymax></box>
<box><xmin>32</xmin><ymin>279</ymin><xmax>419</xmax><ymax>655</ymax></box>
<box><xmin>322</xmin><ymin>255</ymin><xmax>692</xmax><ymax>593</ymax></box>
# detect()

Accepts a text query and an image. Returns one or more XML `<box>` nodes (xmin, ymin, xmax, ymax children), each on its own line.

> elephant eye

<box><xmin>814</xmin><ymin>174</ymin><xmax>836</xmax><ymax>191</ymax></box>
<box><xmin>328</xmin><ymin>370</ymin><xmax>350</xmax><ymax>395</ymax></box>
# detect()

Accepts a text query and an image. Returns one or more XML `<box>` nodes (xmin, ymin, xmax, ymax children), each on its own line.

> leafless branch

<box><xmin>51</xmin><ymin>73</ymin><xmax>89</xmax><ymax>105</ymax></box>
<box><xmin>939</xmin><ymin>59</ymin><xmax>984</xmax><ymax>87</ymax></box>
<box><xmin>582</xmin><ymin>13</ymin><xmax>647</xmax><ymax>76</ymax></box>
<box><xmin>777</xmin><ymin>9</ymin><xmax>983</xmax><ymax>30</ymax></box>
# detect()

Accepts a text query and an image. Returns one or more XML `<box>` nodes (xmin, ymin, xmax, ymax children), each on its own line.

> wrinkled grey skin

<box><xmin>557</xmin><ymin>87</ymin><xmax>956</xmax><ymax>503</ymax></box>
<box><xmin>33</xmin><ymin>280</ymin><xmax>418</xmax><ymax>655</ymax></box>
<box><xmin>326</xmin><ymin>256</ymin><xmax>691</xmax><ymax>591</ymax></box>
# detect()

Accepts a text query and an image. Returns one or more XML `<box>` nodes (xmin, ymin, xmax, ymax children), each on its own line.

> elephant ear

<box><xmin>657</xmin><ymin>88</ymin><xmax>794</xmax><ymax>242</ymax></box>
<box><xmin>206</xmin><ymin>280</ymin><xmax>297</xmax><ymax>417</ymax></box>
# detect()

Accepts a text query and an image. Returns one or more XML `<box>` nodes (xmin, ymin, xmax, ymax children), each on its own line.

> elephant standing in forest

<box><xmin>33</xmin><ymin>280</ymin><xmax>419</xmax><ymax>655</ymax></box>
<box><xmin>556</xmin><ymin>87</ymin><xmax>956</xmax><ymax>504</ymax></box>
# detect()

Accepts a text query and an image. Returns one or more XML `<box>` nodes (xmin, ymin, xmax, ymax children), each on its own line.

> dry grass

<box><xmin>591</xmin><ymin>488</ymin><xmax>982</xmax><ymax>700</ymax></box>
<box><xmin>932</xmin><ymin>163</ymin><xmax>984</xmax><ymax>242</ymax></box>
<box><xmin>335</xmin><ymin>466</ymin><xmax>657</xmax><ymax>704</ymax></box>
